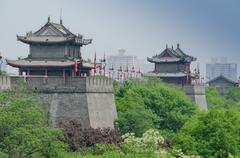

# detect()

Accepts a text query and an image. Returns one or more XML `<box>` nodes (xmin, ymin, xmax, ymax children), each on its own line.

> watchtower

<box><xmin>145</xmin><ymin>44</ymin><xmax>196</xmax><ymax>85</ymax></box>
<box><xmin>7</xmin><ymin>17</ymin><xmax>93</xmax><ymax>78</ymax></box>
<box><xmin>6</xmin><ymin>17</ymin><xmax>117</xmax><ymax>128</ymax></box>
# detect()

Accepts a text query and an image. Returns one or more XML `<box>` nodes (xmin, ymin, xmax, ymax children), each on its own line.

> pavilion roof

<box><xmin>147</xmin><ymin>44</ymin><xmax>196</xmax><ymax>63</ymax></box>
<box><xmin>17</xmin><ymin>17</ymin><xmax>92</xmax><ymax>45</ymax></box>
<box><xmin>6</xmin><ymin>59</ymin><xmax>94</xmax><ymax>68</ymax></box>
<box><xmin>206</xmin><ymin>75</ymin><xmax>238</xmax><ymax>85</ymax></box>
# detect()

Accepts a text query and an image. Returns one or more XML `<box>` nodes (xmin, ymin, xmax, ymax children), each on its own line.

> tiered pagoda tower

<box><xmin>7</xmin><ymin>17</ymin><xmax>93</xmax><ymax>78</ymax></box>
<box><xmin>146</xmin><ymin>44</ymin><xmax>196</xmax><ymax>85</ymax></box>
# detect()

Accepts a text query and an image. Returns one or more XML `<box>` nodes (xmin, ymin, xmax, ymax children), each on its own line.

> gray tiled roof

<box><xmin>17</xmin><ymin>19</ymin><xmax>92</xmax><ymax>45</ymax></box>
<box><xmin>6</xmin><ymin>59</ymin><xmax>94</xmax><ymax>68</ymax></box>
<box><xmin>147</xmin><ymin>57</ymin><xmax>181</xmax><ymax>63</ymax></box>
<box><xmin>6</xmin><ymin>59</ymin><xmax>75</xmax><ymax>67</ymax></box>
<box><xmin>17</xmin><ymin>36</ymin><xmax>74</xmax><ymax>43</ymax></box>
<box><xmin>148</xmin><ymin>46</ymin><xmax>196</xmax><ymax>63</ymax></box>
<box><xmin>206</xmin><ymin>75</ymin><xmax>238</xmax><ymax>85</ymax></box>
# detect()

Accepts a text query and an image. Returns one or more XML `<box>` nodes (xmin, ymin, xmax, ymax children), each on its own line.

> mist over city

<box><xmin>1</xmin><ymin>0</ymin><xmax>240</xmax><ymax>80</ymax></box>
<box><xmin>1</xmin><ymin>1</ymin><xmax>240</xmax><ymax>157</ymax></box>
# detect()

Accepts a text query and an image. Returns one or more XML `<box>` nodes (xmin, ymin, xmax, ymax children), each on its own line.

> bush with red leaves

<box><xmin>59</xmin><ymin>120</ymin><xmax>122</xmax><ymax>151</ymax></box>
<box><xmin>161</xmin><ymin>138</ymin><xmax>172</xmax><ymax>148</ymax></box>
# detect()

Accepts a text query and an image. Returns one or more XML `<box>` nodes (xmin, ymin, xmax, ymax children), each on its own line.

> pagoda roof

<box><xmin>17</xmin><ymin>17</ymin><xmax>92</xmax><ymax>45</ymax></box>
<box><xmin>147</xmin><ymin>57</ymin><xmax>182</xmax><ymax>63</ymax></box>
<box><xmin>206</xmin><ymin>75</ymin><xmax>238</xmax><ymax>85</ymax></box>
<box><xmin>147</xmin><ymin>44</ymin><xmax>196</xmax><ymax>63</ymax></box>
<box><xmin>6</xmin><ymin>59</ymin><xmax>94</xmax><ymax>68</ymax></box>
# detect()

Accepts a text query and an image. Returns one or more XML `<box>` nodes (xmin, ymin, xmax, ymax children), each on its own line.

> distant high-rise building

<box><xmin>206</xmin><ymin>58</ymin><xmax>237</xmax><ymax>82</ymax></box>
<box><xmin>107</xmin><ymin>49</ymin><xmax>140</xmax><ymax>72</ymax></box>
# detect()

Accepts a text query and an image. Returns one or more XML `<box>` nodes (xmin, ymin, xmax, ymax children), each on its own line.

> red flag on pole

<box><xmin>103</xmin><ymin>52</ymin><xmax>106</xmax><ymax>77</ymax></box>
<box><xmin>94</xmin><ymin>51</ymin><xmax>96</xmax><ymax>75</ymax></box>
<box><xmin>99</xmin><ymin>64</ymin><xmax>102</xmax><ymax>76</ymax></box>
<box><xmin>74</xmin><ymin>60</ymin><xmax>78</xmax><ymax>72</ymax></box>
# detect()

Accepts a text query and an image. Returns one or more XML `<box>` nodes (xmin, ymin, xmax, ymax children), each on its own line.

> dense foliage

<box><xmin>174</xmin><ymin>109</ymin><xmax>240</xmax><ymax>157</ymax></box>
<box><xmin>0</xmin><ymin>82</ymin><xmax>66</xmax><ymax>158</ymax></box>
<box><xmin>62</xmin><ymin>129</ymin><xmax>197</xmax><ymax>158</ymax></box>
<box><xmin>206</xmin><ymin>86</ymin><xmax>240</xmax><ymax>110</ymax></box>
<box><xmin>115</xmin><ymin>79</ymin><xmax>197</xmax><ymax>136</ymax></box>
<box><xmin>1</xmin><ymin>78</ymin><xmax>240</xmax><ymax>157</ymax></box>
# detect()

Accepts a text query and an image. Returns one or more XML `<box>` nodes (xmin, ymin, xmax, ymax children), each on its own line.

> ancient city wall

<box><xmin>0</xmin><ymin>76</ymin><xmax>117</xmax><ymax>128</ymax></box>
<box><xmin>0</xmin><ymin>76</ymin><xmax>11</xmax><ymax>90</ymax></box>
<box><xmin>184</xmin><ymin>85</ymin><xmax>208</xmax><ymax>110</ymax></box>
<box><xmin>25</xmin><ymin>76</ymin><xmax>113</xmax><ymax>93</ymax></box>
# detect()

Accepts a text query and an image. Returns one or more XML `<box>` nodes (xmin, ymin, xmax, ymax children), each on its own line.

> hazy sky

<box><xmin>0</xmin><ymin>0</ymin><xmax>239</xmax><ymax>77</ymax></box>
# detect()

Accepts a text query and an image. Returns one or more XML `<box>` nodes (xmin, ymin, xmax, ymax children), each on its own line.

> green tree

<box><xmin>0</xmin><ymin>87</ymin><xmax>66</xmax><ymax>158</ymax></box>
<box><xmin>174</xmin><ymin>109</ymin><xmax>240</xmax><ymax>157</ymax></box>
<box><xmin>115</xmin><ymin>79</ymin><xmax>197</xmax><ymax>136</ymax></box>
<box><xmin>206</xmin><ymin>86</ymin><xmax>240</xmax><ymax>111</ymax></box>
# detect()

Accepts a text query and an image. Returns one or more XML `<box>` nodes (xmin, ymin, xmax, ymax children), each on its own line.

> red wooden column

<box><xmin>63</xmin><ymin>69</ymin><xmax>66</xmax><ymax>82</ymax></box>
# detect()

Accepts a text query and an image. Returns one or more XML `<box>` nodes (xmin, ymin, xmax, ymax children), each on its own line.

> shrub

<box><xmin>60</xmin><ymin>120</ymin><xmax>122</xmax><ymax>151</ymax></box>
<box><xmin>174</xmin><ymin>109</ymin><xmax>240</xmax><ymax>157</ymax></box>
<box><xmin>206</xmin><ymin>87</ymin><xmax>240</xmax><ymax>111</ymax></box>
<box><xmin>0</xmin><ymin>87</ymin><xmax>66</xmax><ymax>158</ymax></box>
<box><xmin>115</xmin><ymin>79</ymin><xmax>197</xmax><ymax>136</ymax></box>
<box><xmin>121</xmin><ymin>129</ymin><xmax>197</xmax><ymax>158</ymax></box>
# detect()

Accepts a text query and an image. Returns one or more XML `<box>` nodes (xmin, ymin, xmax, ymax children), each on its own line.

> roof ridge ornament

<box><xmin>48</xmin><ymin>16</ymin><xmax>50</xmax><ymax>23</ymax></box>
<box><xmin>60</xmin><ymin>8</ymin><xmax>63</xmax><ymax>24</ymax></box>
<box><xmin>177</xmin><ymin>43</ymin><xmax>180</xmax><ymax>49</ymax></box>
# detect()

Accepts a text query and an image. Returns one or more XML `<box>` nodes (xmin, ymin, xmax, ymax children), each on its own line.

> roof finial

<box><xmin>48</xmin><ymin>16</ymin><xmax>50</xmax><ymax>23</ymax></box>
<box><xmin>172</xmin><ymin>45</ymin><xmax>173</xmax><ymax>49</ymax></box>
<box><xmin>177</xmin><ymin>43</ymin><xmax>180</xmax><ymax>49</ymax></box>
<box><xmin>60</xmin><ymin>8</ymin><xmax>63</xmax><ymax>24</ymax></box>
<box><xmin>166</xmin><ymin>44</ymin><xmax>168</xmax><ymax>49</ymax></box>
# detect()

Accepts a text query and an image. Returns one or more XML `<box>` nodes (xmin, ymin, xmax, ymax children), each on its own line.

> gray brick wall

<box><xmin>184</xmin><ymin>85</ymin><xmax>208</xmax><ymax>111</ymax></box>
<box><xmin>1</xmin><ymin>76</ymin><xmax>117</xmax><ymax>128</ymax></box>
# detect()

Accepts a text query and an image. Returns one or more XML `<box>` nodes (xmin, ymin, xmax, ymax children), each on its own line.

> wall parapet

<box><xmin>0</xmin><ymin>76</ymin><xmax>113</xmax><ymax>93</ymax></box>
<box><xmin>0</xmin><ymin>76</ymin><xmax>11</xmax><ymax>90</ymax></box>
<box><xmin>26</xmin><ymin>76</ymin><xmax>113</xmax><ymax>93</ymax></box>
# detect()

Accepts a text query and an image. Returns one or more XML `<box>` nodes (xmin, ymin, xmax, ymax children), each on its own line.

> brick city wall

<box><xmin>0</xmin><ymin>76</ymin><xmax>117</xmax><ymax>128</ymax></box>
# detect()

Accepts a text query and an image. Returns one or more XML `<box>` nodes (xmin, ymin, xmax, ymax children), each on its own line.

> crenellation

<box><xmin>7</xmin><ymin>76</ymin><xmax>113</xmax><ymax>93</ymax></box>
<box><xmin>0</xmin><ymin>76</ymin><xmax>11</xmax><ymax>90</ymax></box>
<box><xmin>0</xmin><ymin>76</ymin><xmax>117</xmax><ymax>128</ymax></box>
